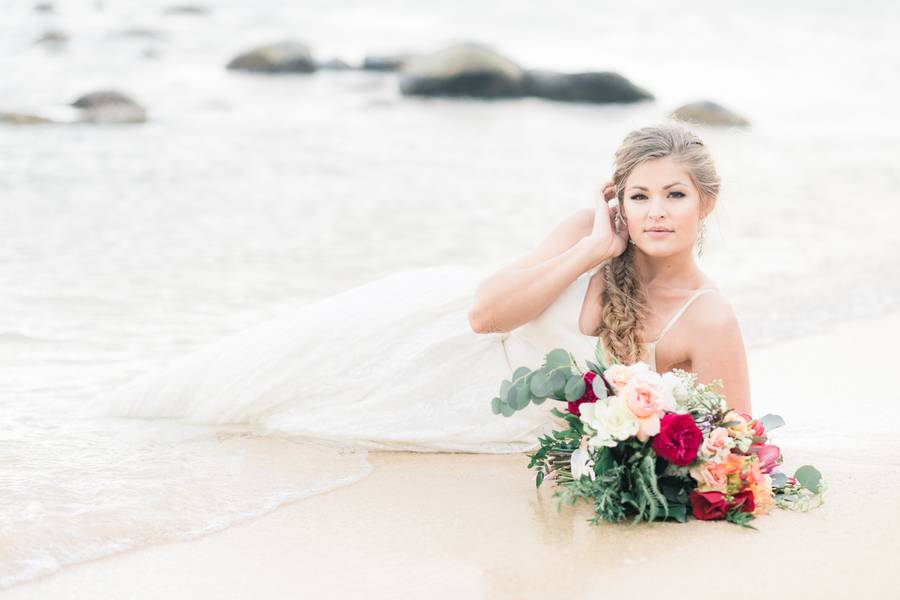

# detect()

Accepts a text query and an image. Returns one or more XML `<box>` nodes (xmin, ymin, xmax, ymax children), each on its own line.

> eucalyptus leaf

<box><xmin>512</xmin><ymin>366</ymin><xmax>530</xmax><ymax>382</ymax></box>
<box><xmin>499</xmin><ymin>400</ymin><xmax>515</xmax><ymax>418</ymax></box>
<box><xmin>585</xmin><ymin>360</ymin><xmax>600</xmax><ymax>373</ymax></box>
<box><xmin>491</xmin><ymin>396</ymin><xmax>501</xmax><ymax>415</ymax></box>
<box><xmin>532</xmin><ymin>395</ymin><xmax>546</xmax><ymax>405</ymax></box>
<box><xmin>545</xmin><ymin>348</ymin><xmax>571</xmax><ymax>370</ymax></box>
<box><xmin>759</xmin><ymin>413</ymin><xmax>786</xmax><ymax>432</ymax></box>
<box><xmin>564</xmin><ymin>376</ymin><xmax>586</xmax><ymax>401</ymax></box>
<box><xmin>592</xmin><ymin>375</ymin><xmax>608</xmax><ymax>400</ymax></box>
<box><xmin>794</xmin><ymin>465</ymin><xmax>822</xmax><ymax>492</ymax></box>
<box><xmin>514</xmin><ymin>381</ymin><xmax>531</xmax><ymax>409</ymax></box>
<box><xmin>499</xmin><ymin>380</ymin><xmax>511</xmax><ymax>403</ymax></box>
<box><xmin>549</xmin><ymin>370</ymin><xmax>567</xmax><ymax>397</ymax></box>
<box><xmin>770</xmin><ymin>471</ymin><xmax>787</xmax><ymax>488</ymax></box>
<box><xmin>530</xmin><ymin>371</ymin><xmax>552</xmax><ymax>397</ymax></box>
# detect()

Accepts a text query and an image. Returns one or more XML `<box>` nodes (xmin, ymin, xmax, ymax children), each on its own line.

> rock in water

<box><xmin>319</xmin><ymin>58</ymin><xmax>352</xmax><ymax>70</ymax></box>
<box><xmin>226</xmin><ymin>41</ymin><xmax>316</xmax><ymax>73</ymax></box>
<box><xmin>670</xmin><ymin>101</ymin><xmax>750</xmax><ymax>127</ymax></box>
<box><xmin>71</xmin><ymin>90</ymin><xmax>147</xmax><ymax>124</ymax></box>
<box><xmin>0</xmin><ymin>112</ymin><xmax>54</xmax><ymax>125</ymax></box>
<box><xmin>362</xmin><ymin>54</ymin><xmax>414</xmax><ymax>71</ymax></box>
<box><xmin>399</xmin><ymin>42</ymin><xmax>524</xmax><ymax>98</ymax></box>
<box><xmin>522</xmin><ymin>70</ymin><xmax>654</xmax><ymax>104</ymax></box>
<box><xmin>162</xmin><ymin>4</ymin><xmax>210</xmax><ymax>16</ymax></box>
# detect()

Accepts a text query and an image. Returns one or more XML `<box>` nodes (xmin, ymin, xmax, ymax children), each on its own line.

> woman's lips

<box><xmin>644</xmin><ymin>229</ymin><xmax>673</xmax><ymax>238</ymax></box>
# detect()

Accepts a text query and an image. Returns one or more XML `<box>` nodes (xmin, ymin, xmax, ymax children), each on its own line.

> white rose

<box><xmin>661</xmin><ymin>371</ymin><xmax>688</xmax><ymax>407</ymax></box>
<box><xmin>580</xmin><ymin>396</ymin><xmax>639</xmax><ymax>448</ymax></box>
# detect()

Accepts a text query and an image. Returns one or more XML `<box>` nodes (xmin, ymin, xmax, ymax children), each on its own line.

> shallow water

<box><xmin>1</xmin><ymin>0</ymin><xmax>899</xmax><ymax>588</ymax></box>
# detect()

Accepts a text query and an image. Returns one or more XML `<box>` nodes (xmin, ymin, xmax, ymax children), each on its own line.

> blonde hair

<box><xmin>596</xmin><ymin>120</ymin><xmax>721</xmax><ymax>364</ymax></box>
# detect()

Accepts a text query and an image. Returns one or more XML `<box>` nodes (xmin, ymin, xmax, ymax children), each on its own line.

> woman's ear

<box><xmin>699</xmin><ymin>194</ymin><xmax>717</xmax><ymax>220</ymax></box>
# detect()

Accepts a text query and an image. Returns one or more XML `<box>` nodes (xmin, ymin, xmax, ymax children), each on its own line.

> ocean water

<box><xmin>2</xmin><ymin>0</ymin><xmax>899</xmax><ymax>588</ymax></box>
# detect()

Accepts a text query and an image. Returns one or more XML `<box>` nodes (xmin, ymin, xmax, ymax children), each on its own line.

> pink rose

<box><xmin>701</xmin><ymin>427</ymin><xmax>730</xmax><ymax>458</ymax></box>
<box><xmin>690</xmin><ymin>461</ymin><xmax>727</xmax><ymax>492</ymax></box>
<box><xmin>621</xmin><ymin>378</ymin><xmax>666</xmax><ymax>419</ymax></box>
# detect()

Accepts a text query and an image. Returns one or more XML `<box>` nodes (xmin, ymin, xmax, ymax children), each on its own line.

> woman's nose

<box><xmin>647</xmin><ymin>197</ymin><xmax>667</xmax><ymax>219</ymax></box>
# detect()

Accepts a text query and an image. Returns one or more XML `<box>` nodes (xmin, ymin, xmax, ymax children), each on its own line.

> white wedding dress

<box><xmin>93</xmin><ymin>265</ymin><xmax>602</xmax><ymax>453</ymax></box>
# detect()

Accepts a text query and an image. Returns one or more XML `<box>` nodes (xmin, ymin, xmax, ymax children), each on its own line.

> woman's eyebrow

<box><xmin>627</xmin><ymin>182</ymin><xmax>687</xmax><ymax>191</ymax></box>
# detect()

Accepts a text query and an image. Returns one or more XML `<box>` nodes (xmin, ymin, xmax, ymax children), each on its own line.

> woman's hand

<box><xmin>581</xmin><ymin>180</ymin><xmax>629</xmax><ymax>263</ymax></box>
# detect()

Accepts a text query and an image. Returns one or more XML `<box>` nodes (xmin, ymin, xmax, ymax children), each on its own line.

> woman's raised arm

<box><xmin>468</xmin><ymin>184</ymin><xmax>627</xmax><ymax>333</ymax></box>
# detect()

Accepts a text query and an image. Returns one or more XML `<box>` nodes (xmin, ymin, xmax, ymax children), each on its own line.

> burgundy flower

<box><xmin>689</xmin><ymin>491</ymin><xmax>729</xmax><ymax>520</ymax></box>
<box><xmin>729</xmin><ymin>489</ymin><xmax>756</xmax><ymax>514</ymax></box>
<box><xmin>567</xmin><ymin>371</ymin><xmax>598</xmax><ymax>416</ymax></box>
<box><xmin>651</xmin><ymin>413</ymin><xmax>703</xmax><ymax>466</ymax></box>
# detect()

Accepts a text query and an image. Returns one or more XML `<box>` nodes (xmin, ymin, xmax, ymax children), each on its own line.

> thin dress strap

<box><xmin>651</xmin><ymin>288</ymin><xmax>717</xmax><ymax>344</ymax></box>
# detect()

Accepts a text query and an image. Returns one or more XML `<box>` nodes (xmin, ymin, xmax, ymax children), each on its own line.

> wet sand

<box><xmin>7</xmin><ymin>313</ymin><xmax>900</xmax><ymax>599</ymax></box>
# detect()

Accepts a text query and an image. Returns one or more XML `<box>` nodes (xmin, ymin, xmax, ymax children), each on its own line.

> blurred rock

<box><xmin>71</xmin><ymin>91</ymin><xmax>147</xmax><ymax>124</ymax></box>
<box><xmin>0</xmin><ymin>112</ymin><xmax>54</xmax><ymax>125</ymax></box>
<box><xmin>670</xmin><ymin>100</ymin><xmax>750</xmax><ymax>127</ymax></box>
<box><xmin>111</xmin><ymin>27</ymin><xmax>167</xmax><ymax>40</ymax></box>
<box><xmin>35</xmin><ymin>29</ymin><xmax>68</xmax><ymax>47</ymax></box>
<box><xmin>399</xmin><ymin>42</ymin><xmax>524</xmax><ymax>98</ymax></box>
<box><xmin>162</xmin><ymin>4</ymin><xmax>210</xmax><ymax>16</ymax></box>
<box><xmin>319</xmin><ymin>58</ymin><xmax>352</xmax><ymax>70</ymax></box>
<box><xmin>522</xmin><ymin>70</ymin><xmax>654</xmax><ymax>104</ymax></box>
<box><xmin>33</xmin><ymin>2</ymin><xmax>53</xmax><ymax>12</ymax></box>
<box><xmin>226</xmin><ymin>41</ymin><xmax>316</xmax><ymax>73</ymax></box>
<box><xmin>362</xmin><ymin>53</ymin><xmax>414</xmax><ymax>71</ymax></box>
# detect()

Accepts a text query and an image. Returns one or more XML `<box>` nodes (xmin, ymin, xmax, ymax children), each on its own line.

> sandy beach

<box><xmin>7</xmin><ymin>312</ymin><xmax>899</xmax><ymax>599</ymax></box>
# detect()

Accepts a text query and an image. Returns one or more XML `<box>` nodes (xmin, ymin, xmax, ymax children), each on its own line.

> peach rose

<box><xmin>690</xmin><ymin>461</ymin><xmax>727</xmax><ymax>493</ymax></box>
<box><xmin>603</xmin><ymin>364</ymin><xmax>635</xmax><ymax>391</ymax></box>
<box><xmin>634</xmin><ymin>413</ymin><xmax>661</xmax><ymax>443</ymax></box>
<box><xmin>620</xmin><ymin>378</ymin><xmax>667</xmax><ymax>418</ymax></box>
<box><xmin>701</xmin><ymin>427</ymin><xmax>732</xmax><ymax>459</ymax></box>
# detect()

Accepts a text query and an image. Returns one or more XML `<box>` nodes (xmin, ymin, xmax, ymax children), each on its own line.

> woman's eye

<box><xmin>629</xmin><ymin>194</ymin><xmax>646</xmax><ymax>200</ymax></box>
<box><xmin>670</xmin><ymin>191</ymin><xmax>685</xmax><ymax>198</ymax></box>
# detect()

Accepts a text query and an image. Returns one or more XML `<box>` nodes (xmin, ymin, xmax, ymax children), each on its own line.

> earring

<box><xmin>697</xmin><ymin>219</ymin><xmax>707</xmax><ymax>257</ymax></box>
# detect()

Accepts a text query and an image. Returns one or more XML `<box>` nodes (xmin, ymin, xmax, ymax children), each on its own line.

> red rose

<box><xmin>567</xmin><ymin>371</ymin><xmax>599</xmax><ymax>416</ymax></box>
<box><xmin>651</xmin><ymin>413</ymin><xmax>703</xmax><ymax>466</ymax></box>
<box><xmin>730</xmin><ymin>489</ymin><xmax>756</xmax><ymax>514</ymax></box>
<box><xmin>689</xmin><ymin>491</ymin><xmax>729</xmax><ymax>520</ymax></box>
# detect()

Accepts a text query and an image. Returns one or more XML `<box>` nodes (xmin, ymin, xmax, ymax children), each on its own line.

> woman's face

<box><xmin>621</xmin><ymin>156</ymin><xmax>708</xmax><ymax>258</ymax></box>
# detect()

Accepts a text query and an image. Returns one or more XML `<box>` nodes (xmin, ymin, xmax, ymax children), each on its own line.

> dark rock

<box><xmin>162</xmin><ymin>4</ymin><xmax>210</xmax><ymax>16</ymax></box>
<box><xmin>670</xmin><ymin>101</ymin><xmax>750</xmax><ymax>127</ymax></box>
<box><xmin>35</xmin><ymin>29</ymin><xmax>68</xmax><ymax>46</ymax></box>
<box><xmin>522</xmin><ymin>70</ymin><xmax>654</xmax><ymax>104</ymax></box>
<box><xmin>226</xmin><ymin>41</ymin><xmax>316</xmax><ymax>73</ymax></box>
<box><xmin>33</xmin><ymin>2</ymin><xmax>53</xmax><ymax>12</ymax></box>
<box><xmin>111</xmin><ymin>27</ymin><xmax>167</xmax><ymax>40</ymax></box>
<box><xmin>362</xmin><ymin>54</ymin><xmax>413</xmax><ymax>71</ymax></box>
<box><xmin>71</xmin><ymin>90</ymin><xmax>147</xmax><ymax>124</ymax></box>
<box><xmin>399</xmin><ymin>42</ymin><xmax>524</xmax><ymax>98</ymax></box>
<box><xmin>319</xmin><ymin>58</ymin><xmax>352</xmax><ymax>70</ymax></box>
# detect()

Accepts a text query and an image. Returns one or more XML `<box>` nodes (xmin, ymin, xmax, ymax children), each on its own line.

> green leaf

<box><xmin>529</xmin><ymin>371</ymin><xmax>552</xmax><ymax>397</ymax></box>
<box><xmin>532</xmin><ymin>395</ymin><xmax>546</xmax><ymax>405</ymax></box>
<box><xmin>794</xmin><ymin>465</ymin><xmax>823</xmax><ymax>492</ymax></box>
<box><xmin>499</xmin><ymin>401</ymin><xmax>515</xmax><ymax>417</ymax></box>
<box><xmin>585</xmin><ymin>360</ymin><xmax>600</xmax><ymax>373</ymax></box>
<box><xmin>499</xmin><ymin>380</ymin><xmax>511</xmax><ymax>403</ymax></box>
<box><xmin>665</xmin><ymin>503</ymin><xmax>687</xmax><ymax>523</ymax></box>
<box><xmin>491</xmin><ymin>397</ymin><xmax>501</xmax><ymax>415</ymax></box>
<box><xmin>535</xmin><ymin>470</ymin><xmax>545</xmax><ymax>488</ymax></box>
<box><xmin>513</xmin><ymin>381</ymin><xmax>531</xmax><ymax>409</ymax></box>
<box><xmin>564</xmin><ymin>376</ymin><xmax>586</xmax><ymax>401</ymax></box>
<box><xmin>549</xmin><ymin>370</ymin><xmax>567</xmax><ymax>398</ymax></box>
<box><xmin>512</xmin><ymin>366</ymin><xmax>531</xmax><ymax>382</ymax></box>
<box><xmin>759</xmin><ymin>413</ymin><xmax>786</xmax><ymax>432</ymax></box>
<box><xmin>592</xmin><ymin>376</ymin><xmax>608</xmax><ymax>400</ymax></box>
<box><xmin>545</xmin><ymin>349</ymin><xmax>571</xmax><ymax>370</ymax></box>
<box><xmin>770</xmin><ymin>471</ymin><xmax>787</xmax><ymax>488</ymax></box>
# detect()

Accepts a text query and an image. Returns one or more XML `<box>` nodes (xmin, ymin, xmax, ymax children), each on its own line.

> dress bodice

<box><xmin>500</xmin><ymin>270</ymin><xmax>601</xmax><ymax>373</ymax></box>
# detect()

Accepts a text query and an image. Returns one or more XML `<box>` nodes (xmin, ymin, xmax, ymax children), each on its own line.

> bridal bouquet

<box><xmin>491</xmin><ymin>348</ymin><xmax>825</xmax><ymax>528</ymax></box>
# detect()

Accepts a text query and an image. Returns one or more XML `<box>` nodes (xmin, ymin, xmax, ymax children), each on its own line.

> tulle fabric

<box><xmin>93</xmin><ymin>265</ymin><xmax>601</xmax><ymax>453</ymax></box>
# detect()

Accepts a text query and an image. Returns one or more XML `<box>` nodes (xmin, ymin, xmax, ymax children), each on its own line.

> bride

<box><xmin>95</xmin><ymin>121</ymin><xmax>750</xmax><ymax>454</ymax></box>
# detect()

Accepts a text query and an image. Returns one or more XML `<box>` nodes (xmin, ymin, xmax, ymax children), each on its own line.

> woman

<box><xmin>95</xmin><ymin>121</ymin><xmax>749</xmax><ymax>454</ymax></box>
<box><xmin>469</xmin><ymin>121</ymin><xmax>751</xmax><ymax>415</ymax></box>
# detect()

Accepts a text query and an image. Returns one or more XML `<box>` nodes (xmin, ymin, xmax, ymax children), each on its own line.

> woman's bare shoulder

<box><xmin>688</xmin><ymin>285</ymin><xmax>740</xmax><ymax>331</ymax></box>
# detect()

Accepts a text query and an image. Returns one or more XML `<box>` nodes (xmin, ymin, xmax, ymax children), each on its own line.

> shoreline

<box><xmin>7</xmin><ymin>311</ymin><xmax>900</xmax><ymax>599</ymax></box>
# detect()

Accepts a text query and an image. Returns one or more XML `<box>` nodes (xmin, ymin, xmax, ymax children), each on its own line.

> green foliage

<box><xmin>491</xmin><ymin>348</ymin><xmax>585</xmax><ymax>417</ymax></box>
